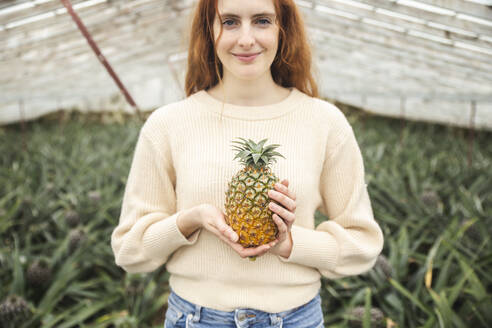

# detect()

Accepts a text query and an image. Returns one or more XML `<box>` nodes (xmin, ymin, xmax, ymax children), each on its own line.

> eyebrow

<box><xmin>220</xmin><ymin>12</ymin><xmax>276</xmax><ymax>19</ymax></box>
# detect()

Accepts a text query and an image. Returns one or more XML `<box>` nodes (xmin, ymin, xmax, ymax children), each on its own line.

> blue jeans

<box><xmin>164</xmin><ymin>289</ymin><xmax>324</xmax><ymax>328</ymax></box>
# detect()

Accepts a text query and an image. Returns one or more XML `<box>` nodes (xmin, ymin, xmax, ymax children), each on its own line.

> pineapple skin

<box><xmin>224</xmin><ymin>166</ymin><xmax>280</xmax><ymax>248</ymax></box>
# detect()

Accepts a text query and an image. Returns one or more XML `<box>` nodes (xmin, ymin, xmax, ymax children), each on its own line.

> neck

<box><xmin>209</xmin><ymin>71</ymin><xmax>290</xmax><ymax>106</ymax></box>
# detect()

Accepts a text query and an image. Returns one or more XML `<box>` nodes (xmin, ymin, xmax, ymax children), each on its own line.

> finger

<box><xmin>210</xmin><ymin>225</ymin><xmax>273</xmax><ymax>258</ymax></box>
<box><xmin>209</xmin><ymin>225</ymin><xmax>243</xmax><ymax>250</ymax></box>
<box><xmin>239</xmin><ymin>244</ymin><xmax>271</xmax><ymax>258</ymax></box>
<box><xmin>208</xmin><ymin>224</ymin><xmax>253</xmax><ymax>255</ymax></box>
<box><xmin>214</xmin><ymin>221</ymin><xmax>239</xmax><ymax>242</ymax></box>
<box><xmin>268</xmin><ymin>189</ymin><xmax>296</xmax><ymax>212</ymax></box>
<box><xmin>269</xmin><ymin>202</ymin><xmax>296</xmax><ymax>225</ymax></box>
<box><xmin>240</xmin><ymin>237</ymin><xmax>280</xmax><ymax>258</ymax></box>
<box><xmin>272</xmin><ymin>214</ymin><xmax>287</xmax><ymax>242</ymax></box>
<box><xmin>275</xmin><ymin>181</ymin><xmax>296</xmax><ymax>201</ymax></box>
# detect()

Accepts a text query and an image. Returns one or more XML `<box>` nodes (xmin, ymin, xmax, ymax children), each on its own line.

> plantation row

<box><xmin>0</xmin><ymin>108</ymin><xmax>491</xmax><ymax>327</ymax></box>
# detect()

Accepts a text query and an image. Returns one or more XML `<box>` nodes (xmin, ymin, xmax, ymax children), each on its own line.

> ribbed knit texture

<box><xmin>111</xmin><ymin>87</ymin><xmax>384</xmax><ymax>312</ymax></box>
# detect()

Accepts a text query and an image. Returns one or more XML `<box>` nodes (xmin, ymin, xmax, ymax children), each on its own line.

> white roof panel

<box><xmin>0</xmin><ymin>0</ymin><xmax>491</xmax><ymax>129</ymax></box>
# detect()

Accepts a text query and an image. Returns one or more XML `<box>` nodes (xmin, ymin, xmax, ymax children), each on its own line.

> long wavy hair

<box><xmin>184</xmin><ymin>0</ymin><xmax>319</xmax><ymax>98</ymax></box>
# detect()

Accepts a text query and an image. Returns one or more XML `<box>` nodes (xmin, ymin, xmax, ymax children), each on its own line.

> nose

<box><xmin>238</xmin><ymin>24</ymin><xmax>255</xmax><ymax>48</ymax></box>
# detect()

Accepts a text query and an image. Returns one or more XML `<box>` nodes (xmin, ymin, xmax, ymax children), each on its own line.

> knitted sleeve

<box><xmin>111</xmin><ymin>124</ymin><xmax>200</xmax><ymax>274</ymax></box>
<box><xmin>278</xmin><ymin>117</ymin><xmax>384</xmax><ymax>279</ymax></box>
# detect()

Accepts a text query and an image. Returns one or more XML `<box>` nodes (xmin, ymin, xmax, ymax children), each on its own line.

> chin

<box><xmin>232</xmin><ymin>72</ymin><xmax>264</xmax><ymax>82</ymax></box>
<box><xmin>233</xmin><ymin>67</ymin><xmax>268</xmax><ymax>78</ymax></box>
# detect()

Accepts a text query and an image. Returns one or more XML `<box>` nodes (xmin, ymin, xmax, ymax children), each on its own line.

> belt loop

<box><xmin>186</xmin><ymin>304</ymin><xmax>202</xmax><ymax>328</ymax></box>
<box><xmin>193</xmin><ymin>303</ymin><xmax>202</xmax><ymax>322</ymax></box>
<box><xmin>234</xmin><ymin>309</ymin><xmax>241</xmax><ymax>327</ymax></box>
<box><xmin>269</xmin><ymin>313</ymin><xmax>283</xmax><ymax>327</ymax></box>
<box><xmin>186</xmin><ymin>314</ymin><xmax>192</xmax><ymax>328</ymax></box>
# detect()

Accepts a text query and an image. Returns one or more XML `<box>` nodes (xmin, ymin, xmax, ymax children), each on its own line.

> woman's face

<box><xmin>213</xmin><ymin>0</ymin><xmax>279</xmax><ymax>82</ymax></box>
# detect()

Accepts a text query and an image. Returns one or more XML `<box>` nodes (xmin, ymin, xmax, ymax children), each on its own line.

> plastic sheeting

<box><xmin>0</xmin><ymin>0</ymin><xmax>491</xmax><ymax>129</ymax></box>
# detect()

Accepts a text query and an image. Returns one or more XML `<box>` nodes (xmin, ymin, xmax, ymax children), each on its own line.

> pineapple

<box><xmin>0</xmin><ymin>295</ymin><xmax>31</xmax><ymax>326</ymax></box>
<box><xmin>374</xmin><ymin>254</ymin><xmax>393</xmax><ymax>279</ymax></box>
<box><xmin>347</xmin><ymin>306</ymin><xmax>385</xmax><ymax>328</ymax></box>
<box><xmin>27</xmin><ymin>258</ymin><xmax>52</xmax><ymax>287</ymax></box>
<box><xmin>68</xmin><ymin>228</ymin><xmax>86</xmax><ymax>253</ymax></box>
<box><xmin>65</xmin><ymin>209</ymin><xmax>80</xmax><ymax>227</ymax></box>
<box><xmin>224</xmin><ymin>138</ymin><xmax>285</xmax><ymax>261</ymax></box>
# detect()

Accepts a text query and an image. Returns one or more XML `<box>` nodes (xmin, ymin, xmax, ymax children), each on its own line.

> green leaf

<box><xmin>0</xmin><ymin>195</ymin><xmax>22</xmax><ymax>234</ymax></box>
<box><xmin>389</xmin><ymin>278</ymin><xmax>433</xmax><ymax>317</ymax></box>
<box><xmin>424</xmin><ymin>235</ymin><xmax>442</xmax><ymax>289</ymax></box>
<box><xmin>252</xmin><ymin>153</ymin><xmax>261</xmax><ymax>164</ymax></box>
<box><xmin>428</xmin><ymin>289</ymin><xmax>467</xmax><ymax>328</ymax></box>
<box><xmin>233</xmin><ymin>150</ymin><xmax>250</xmax><ymax>161</ymax></box>
<box><xmin>257</xmin><ymin>138</ymin><xmax>268</xmax><ymax>149</ymax></box>
<box><xmin>10</xmin><ymin>235</ymin><xmax>25</xmax><ymax>296</ymax></box>
<box><xmin>56</xmin><ymin>296</ymin><xmax>119</xmax><ymax>328</ymax></box>
<box><xmin>270</xmin><ymin>151</ymin><xmax>286</xmax><ymax>159</ymax></box>
<box><xmin>363</xmin><ymin>287</ymin><xmax>371</xmax><ymax>328</ymax></box>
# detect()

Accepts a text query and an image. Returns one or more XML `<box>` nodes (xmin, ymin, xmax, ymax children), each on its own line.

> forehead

<box><xmin>217</xmin><ymin>0</ymin><xmax>276</xmax><ymax>16</ymax></box>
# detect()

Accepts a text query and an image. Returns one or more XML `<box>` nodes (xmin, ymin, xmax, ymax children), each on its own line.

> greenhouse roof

<box><xmin>0</xmin><ymin>0</ymin><xmax>491</xmax><ymax>129</ymax></box>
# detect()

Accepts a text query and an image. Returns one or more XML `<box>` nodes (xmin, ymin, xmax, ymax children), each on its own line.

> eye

<box><xmin>257</xmin><ymin>18</ymin><xmax>271</xmax><ymax>25</ymax></box>
<box><xmin>222</xmin><ymin>19</ymin><xmax>236</xmax><ymax>26</ymax></box>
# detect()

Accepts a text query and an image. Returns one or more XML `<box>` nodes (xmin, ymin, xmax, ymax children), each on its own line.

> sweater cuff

<box><xmin>142</xmin><ymin>211</ymin><xmax>201</xmax><ymax>259</ymax></box>
<box><xmin>277</xmin><ymin>225</ymin><xmax>339</xmax><ymax>270</ymax></box>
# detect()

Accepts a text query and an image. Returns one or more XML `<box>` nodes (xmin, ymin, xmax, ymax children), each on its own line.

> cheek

<box><xmin>262</xmin><ymin>37</ymin><xmax>279</xmax><ymax>53</ymax></box>
<box><xmin>213</xmin><ymin>23</ymin><xmax>230</xmax><ymax>52</ymax></box>
<box><xmin>257</xmin><ymin>30</ymin><xmax>279</xmax><ymax>49</ymax></box>
<box><xmin>216</xmin><ymin>36</ymin><xmax>235</xmax><ymax>54</ymax></box>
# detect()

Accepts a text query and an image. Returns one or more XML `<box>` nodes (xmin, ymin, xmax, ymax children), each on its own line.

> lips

<box><xmin>234</xmin><ymin>52</ymin><xmax>260</xmax><ymax>57</ymax></box>
<box><xmin>232</xmin><ymin>52</ymin><xmax>261</xmax><ymax>62</ymax></box>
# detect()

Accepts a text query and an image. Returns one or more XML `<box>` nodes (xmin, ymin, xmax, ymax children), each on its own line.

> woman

<box><xmin>111</xmin><ymin>0</ymin><xmax>384</xmax><ymax>327</ymax></box>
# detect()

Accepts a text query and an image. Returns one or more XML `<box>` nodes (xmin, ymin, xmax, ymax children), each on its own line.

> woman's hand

<box><xmin>268</xmin><ymin>179</ymin><xmax>296</xmax><ymax>259</ymax></box>
<box><xmin>197</xmin><ymin>204</ymin><xmax>278</xmax><ymax>259</ymax></box>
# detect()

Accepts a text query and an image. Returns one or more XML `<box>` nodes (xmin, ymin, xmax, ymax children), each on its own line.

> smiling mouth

<box><xmin>233</xmin><ymin>52</ymin><xmax>261</xmax><ymax>57</ymax></box>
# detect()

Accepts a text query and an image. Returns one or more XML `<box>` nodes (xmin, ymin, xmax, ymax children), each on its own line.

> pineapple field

<box><xmin>0</xmin><ymin>106</ymin><xmax>491</xmax><ymax>328</ymax></box>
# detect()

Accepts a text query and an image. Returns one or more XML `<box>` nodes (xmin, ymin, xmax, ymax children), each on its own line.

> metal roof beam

<box><xmin>312</xmin><ymin>0</ymin><xmax>492</xmax><ymax>37</ymax></box>
<box><xmin>311</xmin><ymin>0</ymin><xmax>492</xmax><ymax>49</ymax></box>
<box><xmin>410</xmin><ymin>0</ymin><xmax>492</xmax><ymax>19</ymax></box>
<box><xmin>311</xmin><ymin>37</ymin><xmax>490</xmax><ymax>90</ymax></box>
<box><xmin>303</xmin><ymin>7</ymin><xmax>492</xmax><ymax>68</ymax></box>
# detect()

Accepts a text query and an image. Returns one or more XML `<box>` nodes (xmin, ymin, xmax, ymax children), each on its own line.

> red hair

<box><xmin>184</xmin><ymin>0</ymin><xmax>319</xmax><ymax>98</ymax></box>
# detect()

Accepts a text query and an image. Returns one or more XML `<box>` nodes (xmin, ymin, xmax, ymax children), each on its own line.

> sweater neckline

<box><xmin>190</xmin><ymin>87</ymin><xmax>304</xmax><ymax>120</ymax></box>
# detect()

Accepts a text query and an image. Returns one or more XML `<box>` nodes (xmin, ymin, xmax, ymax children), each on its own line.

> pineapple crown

<box><xmin>231</xmin><ymin>137</ymin><xmax>285</xmax><ymax>169</ymax></box>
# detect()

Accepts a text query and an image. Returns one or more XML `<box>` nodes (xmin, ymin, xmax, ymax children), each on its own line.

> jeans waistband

<box><xmin>167</xmin><ymin>288</ymin><xmax>321</xmax><ymax>324</ymax></box>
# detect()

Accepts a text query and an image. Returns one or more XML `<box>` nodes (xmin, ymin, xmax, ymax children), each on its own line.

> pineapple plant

<box><xmin>26</xmin><ymin>258</ymin><xmax>52</xmax><ymax>287</ymax></box>
<box><xmin>374</xmin><ymin>254</ymin><xmax>393</xmax><ymax>279</ymax></box>
<box><xmin>0</xmin><ymin>295</ymin><xmax>31</xmax><ymax>327</ymax></box>
<box><xmin>65</xmin><ymin>209</ymin><xmax>80</xmax><ymax>227</ymax></box>
<box><xmin>347</xmin><ymin>306</ymin><xmax>385</xmax><ymax>328</ymax></box>
<box><xmin>224</xmin><ymin>138</ymin><xmax>285</xmax><ymax>261</ymax></box>
<box><xmin>420</xmin><ymin>189</ymin><xmax>441</xmax><ymax>207</ymax></box>
<box><xmin>68</xmin><ymin>228</ymin><xmax>86</xmax><ymax>253</ymax></box>
<box><xmin>88</xmin><ymin>190</ymin><xmax>101</xmax><ymax>203</ymax></box>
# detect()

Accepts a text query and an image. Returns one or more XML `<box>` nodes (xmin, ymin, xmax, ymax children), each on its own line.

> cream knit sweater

<box><xmin>111</xmin><ymin>87</ymin><xmax>384</xmax><ymax>313</ymax></box>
